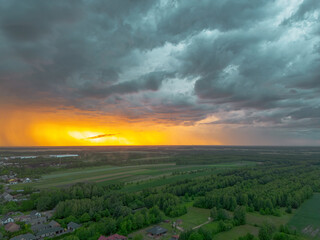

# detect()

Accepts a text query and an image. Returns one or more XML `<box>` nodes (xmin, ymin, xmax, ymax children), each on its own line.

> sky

<box><xmin>0</xmin><ymin>0</ymin><xmax>320</xmax><ymax>146</ymax></box>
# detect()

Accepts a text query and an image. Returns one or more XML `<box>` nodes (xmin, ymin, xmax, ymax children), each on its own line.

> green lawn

<box><xmin>172</xmin><ymin>207</ymin><xmax>211</xmax><ymax>230</ymax></box>
<box><xmin>213</xmin><ymin>225</ymin><xmax>259</xmax><ymax>240</ymax></box>
<box><xmin>247</xmin><ymin>210</ymin><xmax>293</xmax><ymax>227</ymax></box>
<box><xmin>288</xmin><ymin>193</ymin><xmax>320</xmax><ymax>239</ymax></box>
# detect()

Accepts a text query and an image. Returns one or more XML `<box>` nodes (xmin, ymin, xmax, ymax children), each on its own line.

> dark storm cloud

<box><xmin>86</xmin><ymin>133</ymin><xmax>118</xmax><ymax>140</ymax></box>
<box><xmin>0</xmin><ymin>0</ymin><xmax>320</xmax><ymax>142</ymax></box>
<box><xmin>78</xmin><ymin>71</ymin><xmax>174</xmax><ymax>98</ymax></box>
<box><xmin>283</xmin><ymin>0</ymin><xmax>320</xmax><ymax>23</ymax></box>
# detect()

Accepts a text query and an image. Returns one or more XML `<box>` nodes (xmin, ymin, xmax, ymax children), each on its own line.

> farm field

<box><xmin>10</xmin><ymin>162</ymin><xmax>252</xmax><ymax>190</ymax></box>
<box><xmin>288</xmin><ymin>193</ymin><xmax>320</xmax><ymax>239</ymax></box>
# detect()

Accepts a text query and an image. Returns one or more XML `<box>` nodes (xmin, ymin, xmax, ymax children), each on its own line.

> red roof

<box><xmin>5</xmin><ymin>222</ymin><xmax>20</xmax><ymax>232</ymax></box>
<box><xmin>98</xmin><ymin>234</ymin><xmax>127</xmax><ymax>240</ymax></box>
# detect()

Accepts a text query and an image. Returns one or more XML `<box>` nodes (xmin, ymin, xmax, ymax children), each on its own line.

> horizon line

<box><xmin>0</xmin><ymin>145</ymin><xmax>319</xmax><ymax>148</ymax></box>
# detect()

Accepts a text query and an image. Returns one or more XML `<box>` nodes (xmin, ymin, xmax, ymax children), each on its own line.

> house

<box><xmin>19</xmin><ymin>215</ymin><xmax>30</xmax><ymax>223</ymax></box>
<box><xmin>146</xmin><ymin>226</ymin><xmax>167</xmax><ymax>237</ymax></box>
<box><xmin>98</xmin><ymin>234</ymin><xmax>127</xmax><ymax>240</ymax></box>
<box><xmin>30</xmin><ymin>211</ymin><xmax>41</xmax><ymax>218</ymax></box>
<box><xmin>10</xmin><ymin>233</ymin><xmax>36</xmax><ymax>240</ymax></box>
<box><xmin>23</xmin><ymin>178</ymin><xmax>32</xmax><ymax>183</ymax></box>
<box><xmin>5</xmin><ymin>222</ymin><xmax>21</xmax><ymax>232</ymax></box>
<box><xmin>48</xmin><ymin>220</ymin><xmax>60</xmax><ymax>228</ymax></box>
<box><xmin>67</xmin><ymin>222</ymin><xmax>81</xmax><ymax>231</ymax></box>
<box><xmin>28</xmin><ymin>216</ymin><xmax>47</xmax><ymax>226</ymax></box>
<box><xmin>36</xmin><ymin>226</ymin><xmax>64</xmax><ymax>239</ymax></box>
<box><xmin>9</xmin><ymin>179</ymin><xmax>18</xmax><ymax>185</ymax></box>
<box><xmin>1</xmin><ymin>192</ymin><xmax>14</xmax><ymax>202</ymax></box>
<box><xmin>1</xmin><ymin>216</ymin><xmax>14</xmax><ymax>225</ymax></box>
<box><xmin>41</xmin><ymin>210</ymin><xmax>54</xmax><ymax>220</ymax></box>
<box><xmin>31</xmin><ymin>223</ymin><xmax>50</xmax><ymax>233</ymax></box>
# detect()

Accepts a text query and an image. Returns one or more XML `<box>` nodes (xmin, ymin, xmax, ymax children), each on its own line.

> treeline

<box><xmin>162</xmin><ymin>165</ymin><xmax>319</xmax><ymax>215</ymax></box>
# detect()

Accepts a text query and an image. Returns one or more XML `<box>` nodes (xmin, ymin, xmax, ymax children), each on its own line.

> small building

<box><xmin>49</xmin><ymin>220</ymin><xmax>60</xmax><ymax>228</ymax></box>
<box><xmin>31</xmin><ymin>223</ymin><xmax>50</xmax><ymax>233</ymax></box>
<box><xmin>5</xmin><ymin>222</ymin><xmax>20</xmax><ymax>232</ymax></box>
<box><xmin>67</xmin><ymin>222</ymin><xmax>81</xmax><ymax>231</ymax></box>
<box><xmin>41</xmin><ymin>210</ymin><xmax>54</xmax><ymax>220</ymax></box>
<box><xmin>36</xmin><ymin>226</ymin><xmax>64</xmax><ymax>239</ymax></box>
<box><xmin>29</xmin><ymin>211</ymin><xmax>41</xmax><ymax>218</ymax></box>
<box><xmin>9</xmin><ymin>179</ymin><xmax>18</xmax><ymax>185</ymax></box>
<box><xmin>19</xmin><ymin>215</ymin><xmax>30</xmax><ymax>223</ymax></box>
<box><xmin>146</xmin><ymin>226</ymin><xmax>167</xmax><ymax>237</ymax></box>
<box><xmin>23</xmin><ymin>178</ymin><xmax>32</xmax><ymax>183</ymax></box>
<box><xmin>10</xmin><ymin>233</ymin><xmax>36</xmax><ymax>240</ymax></box>
<box><xmin>28</xmin><ymin>216</ymin><xmax>47</xmax><ymax>226</ymax></box>
<box><xmin>98</xmin><ymin>234</ymin><xmax>127</xmax><ymax>240</ymax></box>
<box><xmin>1</xmin><ymin>193</ymin><xmax>14</xmax><ymax>202</ymax></box>
<box><xmin>1</xmin><ymin>216</ymin><xmax>14</xmax><ymax>225</ymax></box>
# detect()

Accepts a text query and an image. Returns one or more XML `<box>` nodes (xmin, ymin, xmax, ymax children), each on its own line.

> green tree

<box><xmin>189</xmin><ymin>232</ymin><xmax>204</xmax><ymax>240</ymax></box>
<box><xmin>210</xmin><ymin>207</ymin><xmax>218</xmax><ymax>220</ymax></box>
<box><xmin>80</xmin><ymin>213</ymin><xmax>91</xmax><ymax>223</ymax></box>
<box><xmin>258</xmin><ymin>224</ymin><xmax>275</xmax><ymax>240</ymax></box>
<box><xmin>233</xmin><ymin>206</ymin><xmax>246</xmax><ymax>226</ymax></box>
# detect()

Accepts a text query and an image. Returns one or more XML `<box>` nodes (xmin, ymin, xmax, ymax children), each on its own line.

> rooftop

<box><xmin>98</xmin><ymin>234</ymin><xmax>127</xmax><ymax>240</ymax></box>
<box><xmin>10</xmin><ymin>233</ymin><xmax>36</xmax><ymax>240</ymax></box>
<box><xmin>147</xmin><ymin>226</ymin><xmax>167</xmax><ymax>235</ymax></box>
<box><xmin>68</xmin><ymin>222</ymin><xmax>81</xmax><ymax>229</ymax></box>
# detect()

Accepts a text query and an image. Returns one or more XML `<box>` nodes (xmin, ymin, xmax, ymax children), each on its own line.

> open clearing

<box><xmin>173</xmin><ymin>207</ymin><xmax>210</xmax><ymax>230</ymax></box>
<box><xmin>213</xmin><ymin>225</ymin><xmax>259</xmax><ymax>240</ymax></box>
<box><xmin>11</xmin><ymin>162</ymin><xmax>252</xmax><ymax>189</ymax></box>
<box><xmin>288</xmin><ymin>193</ymin><xmax>320</xmax><ymax>239</ymax></box>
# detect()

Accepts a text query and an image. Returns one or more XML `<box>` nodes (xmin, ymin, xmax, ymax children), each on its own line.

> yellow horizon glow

<box><xmin>0</xmin><ymin>107</ymin><xmax>224</xmax><ymax>146</ymax></box>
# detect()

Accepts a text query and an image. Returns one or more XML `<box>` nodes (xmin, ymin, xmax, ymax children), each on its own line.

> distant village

<box><xmin>0</xmin><ymin>209</ymin><xmax>81</xmax><ymax>240</ymax></box>
<box><xmin>0</xmin><ymin>169</ymin><xmax>81</xmax><ymax>239</ymax></box>
<box><xmin>0</xmin><ymin>172</ymin><xmax>35</xmax><ymax>203</ymax></box>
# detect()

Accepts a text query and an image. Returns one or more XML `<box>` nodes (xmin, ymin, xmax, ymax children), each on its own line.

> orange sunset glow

<box><xmin>0</xmin><ymin>107</ymin><xmax>224</xmax><ymax>146</ymax></box>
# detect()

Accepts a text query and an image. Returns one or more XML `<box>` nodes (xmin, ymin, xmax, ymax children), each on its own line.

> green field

<box><xmin>247</xmin><ymin>211</ymin><xmax>293</xmax><ymax>227</ymax></box>
<box><xmin>289</xmin><ymin>193</ymin><xmax>320</xmax><ymax>239</ymax></box>
<box><xmin>213</xmin><ymin>225</ymin><xmax>259</xmax><ymax>240</ymax></box>
<box><xmin>10</xmin><ymin>162</ymin><xmax>253</xmax><ymax>190</ymax></box>
<box><xmin>173</xmin><ymin>206</ymin><xmax>211</xmax><ymax>230</ymax></box>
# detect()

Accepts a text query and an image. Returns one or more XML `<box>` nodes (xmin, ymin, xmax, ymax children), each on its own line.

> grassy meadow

<box><xmin>10</xmin><ymin>161</ymin><xmax>254</xmax><ymax>190</ymax></box>
<box><xmin>288</xmin><ymin>193</ymin><xmax>320</xmax><ymax>239</ymax></box>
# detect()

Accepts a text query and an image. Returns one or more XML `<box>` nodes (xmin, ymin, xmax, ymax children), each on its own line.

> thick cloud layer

<box><xmin>1</xmin><ymin>0</ymin><xmax>320</xmax><ymax>144</ymax></box>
